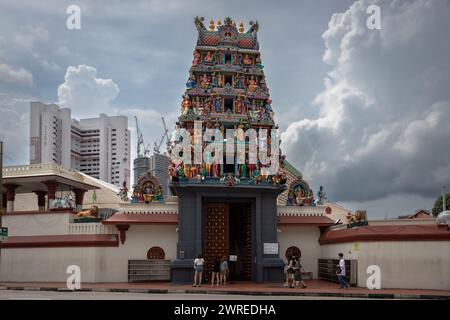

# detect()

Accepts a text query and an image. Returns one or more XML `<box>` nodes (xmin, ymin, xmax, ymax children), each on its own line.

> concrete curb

<box><xmin>0</xmin><ymin>286</ymin><xmax>449</xmax><ymax>299</ymax></box>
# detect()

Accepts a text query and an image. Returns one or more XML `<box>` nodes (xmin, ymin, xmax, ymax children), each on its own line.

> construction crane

<box><xmin>154</xmin><ymin>117</ymin><xmax>170</xmax><ymax>154</ymax></box>
<box><xmin>135</xmin><ymin>116</ymin><xmax>150</xmax><ymax>158</ymax></box>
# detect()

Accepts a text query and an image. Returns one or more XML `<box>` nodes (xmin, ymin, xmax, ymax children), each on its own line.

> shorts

<box><xmin>195</xmin><ymin>265</ymin><xmax>204</xmax><ymax>273</ymax></box>
<box><xmin>294</xmin><ymin>270</ymin><xmax>302</xmax><ymax>281</ymax></box>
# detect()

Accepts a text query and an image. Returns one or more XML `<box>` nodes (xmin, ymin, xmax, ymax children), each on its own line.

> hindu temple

<box><xmin>168</xmin><ymin>16</ymin><xmax>287</xmax><ymax>282</ymax></box>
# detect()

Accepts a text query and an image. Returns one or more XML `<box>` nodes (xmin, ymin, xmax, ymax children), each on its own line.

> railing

<box><xmin>68</xmin><ymin>223</ymin><xmax>116</xmax><ymax>235</ymax></box>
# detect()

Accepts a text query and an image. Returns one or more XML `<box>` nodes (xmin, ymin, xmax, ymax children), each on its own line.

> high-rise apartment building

<box><xmin>149</xmin><ymin>153</ymin><xmax>169</xmax><ymax>198</ymax></box>
<box><xmin>29</xmin><ymin>101</ymin><xmax>130</xmax><ymax>187</ymax></box>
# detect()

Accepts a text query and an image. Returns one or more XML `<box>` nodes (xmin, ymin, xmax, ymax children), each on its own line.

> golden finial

<box><xmin>239</xmin><ymin>22</ymin><xmax>244</xmax><ymax>33</ymax></box>
<box><xmin>217</xmin><ymin>19</ymin><xmax>222</xmax><ymax>27</ymax></box>
<box><xmin>209</xmin><ymin>19</ymin><xmax>215</xmax><ymax>30</ymax></box>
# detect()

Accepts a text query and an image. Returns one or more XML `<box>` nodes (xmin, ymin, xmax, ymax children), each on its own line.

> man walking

<box><xmin>337</xmin><ymin>253</ymin><xmax>350</xmax><ymax>289</ymax></box>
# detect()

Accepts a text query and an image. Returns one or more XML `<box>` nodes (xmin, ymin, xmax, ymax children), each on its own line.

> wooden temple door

<box><xmin>203</xmin><ymin>203</ymin><xmax>229</xmax><ymax>281</ymax></box>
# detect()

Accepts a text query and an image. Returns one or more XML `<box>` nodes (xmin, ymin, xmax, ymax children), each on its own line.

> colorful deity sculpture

<box><xmin>200</xmin><ymin>74</ymin><xmax>210</xmax><ymax>89</ymax></box>
<box><xmin>316</xmin><ymin>186</ymin><xmax>327</xmax><ymax>205</ymax></box>
<box><xmin>235</xmin><ymin>97</ymin><xmax>244</xmax><ymax>114</ymax></box>
<box><xmin>243</xmin><ymin>54</ymin><xmax>252</xmax><ymax>65</ymax></box>
<box><xmin>193</xmin><ymin>96</ymin><xmax>203</xmax><ymax>115</ymax></box>
<box><xmin>234</xmin><ymin>74</ymin><xmax>242</xmax><ymax>88</ymax></box>
<box><xmin>218</xmin><ymin>74</ymin><xmax>225</xmax><ymax>87</ymax></box>
<box><xmin>217</xmin><ymin>50</ymin><xmax>224</xmax><ymax>64</ymax></box>
<box><xmin>186</xmin><ymin>75</ymin><xmax>197</xmax><ymax>89</ymax></box>
<box><xmin>211</xmin><ymin>72</ymin><xmax>218</xmax><ymax>87</ymax></box>
<box><xmin>214</xmin><ymin>95</ymin><xmax>222</xmax><ymax>112</ymax></box>
<box><xmin>181</xmin><ymin>95</ymin><xmax>192</xmax><ymax>115</ymax></box>
<box><xmin>204</xmin><ymin>51</ymin><xmax>214</xmax><ymax>63</ymax></box>
<box><xmin>247</xmin><ymin>76</ymin><xmax>258</xmax><ymax>93</ymax></box>
<box><xmin>233</xmin><ymin>51</ymin><xmax>239</xmax><ymax>65</ymax></box>
<box><xmin>192</xmin><ymin>50</ymin><xmax>201</xmax><ymax>66</ymax></box>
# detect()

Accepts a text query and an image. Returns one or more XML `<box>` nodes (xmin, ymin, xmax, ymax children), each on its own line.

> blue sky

<box><xmin>1</xmin><ymin>0</ymin><xmax>449</xmax><ymax>218</ymax></box>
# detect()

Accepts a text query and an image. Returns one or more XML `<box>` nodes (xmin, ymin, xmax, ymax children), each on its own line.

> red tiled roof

<box><xmin>319</xmin><ymin>224</ymin><xmax>450</xmax><ymax>244</ymax></box>
<box><xmin>103</xmin><ymin>213</ymin><xmax>178</xmax><ymax>225</ymax></box>
<box><xmin>0</xmin><ymin>234</ymin><xmax>119</xmax><ymax>248</ymax></box>
<box><xmin>103</xmin><ymin>213</ymin><xmax>334</xmax><ymax>226</ymax></box>
<box><xmin>277</xmin><ymin>215</ymin><xmax>335</xmax><ymax>226</ymax></box>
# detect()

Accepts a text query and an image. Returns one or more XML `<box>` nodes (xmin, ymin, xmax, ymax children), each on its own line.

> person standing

<box><xmin>337</xmin><ymin>253</ymin><xmax>350</xmax><ymax>289</ymax></box>
<box><xmin>293</xmin><ymin>256</ymin><xmax>307</xmax><ymax>288</ymax></box>
<box><xmin>211</xmin><ymin>256</ymin><xmax>221</xmax><ymax>286</ymax></box>
<box><xmin>220</xmin><ymin>256</ymin><xmax>229</xmax><ymax>285</ymax></box>
<box><xmin>286</xmin><ymin>256</ymin><xmax>295</xmax><ymax>288</ymax></box>
<box><xmin>283</xmin><ymin>258</ymin><xmax>290</xmax><ymax>287</ymax></box>
<box><xmin>193</xmin><ymin>254</ymin><xmax>204</xmax><ymax>287</ymax></box>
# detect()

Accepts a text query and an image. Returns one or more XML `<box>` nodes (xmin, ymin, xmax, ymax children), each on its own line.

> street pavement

<box><xmin>0</xmin><ymin>289</ymin><xmax>365</xmax><ymax>300</ymax></box>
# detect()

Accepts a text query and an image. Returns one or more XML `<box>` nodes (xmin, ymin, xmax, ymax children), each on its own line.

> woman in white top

<box><xmin>219</xmin><ymin>256</ymin><xmax>229</xmax><ymax>285</ymax></box>
<box><xmin>193</xmin><ymin>254</ymin><xmax>205</xmax><ymax>287</ymax></box>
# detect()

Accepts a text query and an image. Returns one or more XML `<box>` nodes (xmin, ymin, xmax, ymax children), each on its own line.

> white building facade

<box><xmin>29</xmin><ymin>101</ymin><xmax>130</xmax><ymax>187</ymax></box>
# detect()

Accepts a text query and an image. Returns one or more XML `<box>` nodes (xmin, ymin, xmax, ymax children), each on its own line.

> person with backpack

<box><xmin>285</xmin><ymin>255</ymin><xmax>296</xmax><ymax>288</ymax></box>
<box><xmin>293</xmin><ymin>255</ymin><xmax>307</xmax><ymax>288</ymax></box>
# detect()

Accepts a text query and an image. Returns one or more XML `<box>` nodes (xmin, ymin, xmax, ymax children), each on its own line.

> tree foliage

<box><xmin>432</xmin><ymin>193</ymin><xmax>450</xmax><ymax>217</ymax></box>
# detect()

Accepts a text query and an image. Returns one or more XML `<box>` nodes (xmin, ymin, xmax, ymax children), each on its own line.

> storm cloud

<box><xmin>282</xmin><ymin>0</ymin><xmax>450</xmax><ymax>206</ymax></box>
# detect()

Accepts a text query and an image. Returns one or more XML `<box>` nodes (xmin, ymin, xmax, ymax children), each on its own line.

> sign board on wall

<box><xmin>1</xmin><ymin>227</ymin><xmax>8</xmax><ymax>241</ymax></box>
<box><xmin>263</xmin><ymin>243</ymin><xmax>279</xmax><ymax>255</ymax></box>
<box><xmin>229</xmin><ymin>255</ymin><xmax>237</xmax><ymax>262</ymax></box>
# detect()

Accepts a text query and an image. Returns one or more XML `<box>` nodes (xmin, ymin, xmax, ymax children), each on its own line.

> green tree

<box><xmin>432</xmin><ymin>193</ymin><xmax>450</xmax><ymax>217</ymax></box>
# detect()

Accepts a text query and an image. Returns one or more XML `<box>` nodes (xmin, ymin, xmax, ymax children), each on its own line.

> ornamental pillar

<box><xmin>42</xmin><ymin>180</ymin><xmax>58</xmax><ymax>208</ymax></box>
<box><xmin>33</xmin><ymin>191</ymin><xmax>47</xmax><ymax>211</ymax></box>
<box><xmin>116</xmin><ymin>225</ymin><xmax>129</xmax><ymax>244</ymax></box>
<box><xmin>73</xmin><ymin>189</ymin><xmax>86</xmax><ymax>212</ymax></box>
<box><xmin>3</xmin><ymin>183</ymin><xmax>19</xmax><ymax>213</ymax></box>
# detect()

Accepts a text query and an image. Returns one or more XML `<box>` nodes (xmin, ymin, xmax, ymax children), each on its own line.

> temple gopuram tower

<box><xmin>169</xmin><ymin>17</ymin><xmax>286</xmax><ymax>283</ymax></box>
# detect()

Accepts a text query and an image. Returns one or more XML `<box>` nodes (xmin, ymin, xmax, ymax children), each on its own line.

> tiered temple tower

<box><xmin>169</xmin><ymin>17</ymin><xmax>286</xmax><ymax>283</ymax></box>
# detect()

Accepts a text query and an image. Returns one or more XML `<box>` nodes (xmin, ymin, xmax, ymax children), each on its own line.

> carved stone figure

<box><xmin>204</xmin><ymin>51</ymin><xmax>214</xmax><ymax>63</ymax></box>
<box><xmin>75</xmin><ymin>205</ymin><xmax>99</xmax><ymax>218</ymax></box>
<box><xmin>192</xmin><ymin>50</ymin><xmax>201</xmax><ymax>66</ymax></box>
<box><xmin>200</xmin><ymin>74</ymin><xmax>210</xmax><ymax>89</ymax></box>
<box><xmin>181</xmin><ymin>95</ymin><xmax>192</xmax><ymax>115</ymax></box>
<box><xmin>243</xmin><ymin>54</ymin><xmax>252</xmax><ymax>65</ymax></box>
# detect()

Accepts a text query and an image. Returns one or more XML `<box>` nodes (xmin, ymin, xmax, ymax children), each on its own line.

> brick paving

<box><xmin>1</xmin><ymin>280</ymin><xmax>449</xmax><ymax>299</ymax></box>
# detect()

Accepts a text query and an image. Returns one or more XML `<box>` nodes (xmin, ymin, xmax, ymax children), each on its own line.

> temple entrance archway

<box><xmin>202</xmin><ymin>201</ymin><xmax>252</xmax><ymax>282</ymax></box>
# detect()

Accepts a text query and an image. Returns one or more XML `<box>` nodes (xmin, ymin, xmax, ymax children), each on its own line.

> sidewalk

<box><xmin>1</xmin><ymin>280</ymin><xmax>449</xmax><ymax>299</ymax></box>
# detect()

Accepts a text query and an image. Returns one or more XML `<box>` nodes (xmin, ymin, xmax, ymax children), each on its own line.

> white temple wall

<box><xmin>96</xmin><ymin>225</ymin><xmax>177</xmax><ymax>282</ymax></box>
<box><xmin>2</xmin><ymin>213</ymin><xmax>73</xmax><ymax>236</ymax></box>
<box><xmin>277</xmin><ymin>226</ymin><xmax>321</xmax><ymax>279</ymax></box>
<box><xmin>320</xmin><ymin>241</ymin><xmax>450</xmax><ymax>291</ymax></box>
<box><xmin>0</xmin><ymin>225</ymin><xmax>177</xmax><ymax>283</ymax></box>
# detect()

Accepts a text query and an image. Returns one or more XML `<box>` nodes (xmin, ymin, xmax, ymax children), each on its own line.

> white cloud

<box><xmin>57</xmin><ymin>64</ymin><xmax>120</xmax><ymax>117</ymax></box>
<box><xmin>282</xmin><ymin>0</ymin><xmax>450</xmax><ymax>212</ymax></box>
<box><xmin>0</xmin><ymin>93</ymin><xmax>30</xmax><ymax>165</ymax></box>
<box><xmin>0</xmin><ymin>63</ymin><xmax>33</xmax><ymax>86</ymax></box>
<box><xmin>13</xmin><ymin>25</ymin><xmax>49</xmax><ymax>51</ymax></box>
